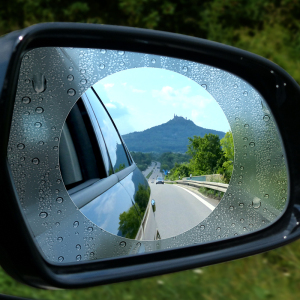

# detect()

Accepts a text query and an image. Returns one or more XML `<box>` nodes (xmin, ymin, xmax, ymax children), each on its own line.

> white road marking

<box><xmin>174</xmin><ymin>185</ymin><xmax>216</xmax><ymax>211</ymax></box>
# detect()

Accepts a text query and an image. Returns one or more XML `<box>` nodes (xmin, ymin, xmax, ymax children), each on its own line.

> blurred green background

<box><xmin>1</xmin><ymin>0</ymin><xmax>300</xmax><ymax>299</ymax></box>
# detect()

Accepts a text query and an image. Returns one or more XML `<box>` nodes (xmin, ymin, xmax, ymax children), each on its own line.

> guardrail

<box><xmin>168</xmin><ymin>180</ymin><xmax>228</xmax><ymax>193</ymax></box>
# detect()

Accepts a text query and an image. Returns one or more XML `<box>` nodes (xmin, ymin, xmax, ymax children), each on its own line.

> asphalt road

<box><xmin>141</xmin><ymin>161</ymin><xmax>216</xmax><ymax>240</ymax></box>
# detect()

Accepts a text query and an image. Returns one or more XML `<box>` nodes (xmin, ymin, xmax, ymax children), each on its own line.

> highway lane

<box><xmin>149</xmin><ymin>183</ymin><xmax>217</xmax><ymax>239</ymax></box>
<box><xmin>142</xmin><ymin>161</ymin><xmax>157</xmax><ymax>178</ymax></box>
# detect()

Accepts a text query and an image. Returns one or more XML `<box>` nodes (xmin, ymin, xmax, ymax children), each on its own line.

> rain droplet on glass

<box><xmin>22</xmin><ymin>97</ymin><xmax>31</xmax><ymax>104</ymax></box>
<box><xmin>67</xmin><ymin>89</ymin><xmax>76</xmax><ymax>96</ymax></box>
<box><xmin>67</xmin><ymin>74</ymin><xmax>74</xmax><ymax>81</ymax></box>
<box><xmin>35</xmin><ymin>107</ymin><xmax>44</xmax><ymax>114</ymax></box>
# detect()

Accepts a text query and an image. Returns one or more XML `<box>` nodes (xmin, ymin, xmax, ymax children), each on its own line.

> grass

<box><xmin>146</xmin><ymin>170</ymin><xmax>153</xmax><ymax>179</ymax></box>
<box><xmin>1</xmin><ymin>240</ymin><xmax>300</xmax><ymax>299</ymax></box>
<box><xmin>199</xmin><ymin>187</ymin><xmax>224</xmax><ymax>200</ymax></box>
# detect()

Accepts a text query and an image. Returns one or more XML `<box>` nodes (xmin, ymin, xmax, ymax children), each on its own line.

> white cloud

<box><xmin>105</xmin><ymin>103</ymin><xmax>116</xmax><ymax>109</ymax></box>
<box><xmin>152</xmin><ymin>85</ymin><xmax>212</xmax><ymax>110</ymax></box>
<box><xmin>132</xmin><ymin>88</ymin><xmax>146</xmax><ymax>93</ymax></box>
<box><xmin>104</xmin><ymin>83</ymin><xmax>115</xmax><ymax>89</ymax></box>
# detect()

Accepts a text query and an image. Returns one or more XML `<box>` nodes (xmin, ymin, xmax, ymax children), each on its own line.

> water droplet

<box><xmin>229</xmin><ymin>206</ymin><xmax>234</xmax><ymax>211</ymax></box>
<box><xmin>182</xmin><ymin>66</ymin><xmax>188</xmax><ymax>72</ymax></box>
<box><xmin>99</xmin><ymin>64</ymin><xmax>105</xmax><ymax>69</ymax></box>
<box><xmin>201</xmin><ymin>84</ymin><xmax>207</xmax><ymax>89</ymax></box>
<box><xmin>244</xmin><ymin>124</ymin><xmax>249</xmax><ymax>128</ymax></box>
<box><xmin>282</xmin><ymin>197</ymin><xmax>286</xmax><ymax>203</ymax></box>
<box><xmin>151</xmin><ymin>58</ymin><xmax>156</xmax><ymax>63</ymax></box>
<box><xmin>38</xmin><ymin>141</ymin><xmax>44</xmax><ymax>145</ymax></box>
<box><xmin>240</xmin><ymin>218</ymin><xmax>244</xmax><ymax>223</ymax></box>
<box><xmin>249</xmin><ymin>142</ymin><xmax>255</xmax><ymax>147</ymax></box>
<box><xmin>216</xmin><ymin>227</ymin><xmax>221</xmax><ymax>232</ymax></box>
<box><xmin>120</xmin><ymin>61</ymin><xmax>125</xmax><ymax>66</ymax></box>
<box><xmin>53</xmin><ymin>146</ymin><xmax>58</xmax><ymax>151</ymax></box>
<box><xmin>24</xmin><ymin>55</ymin><xmax>29</xmax><ymax>60</ymax></box>
<box><xmin>56</xmin><ymin>179</ymin><xmax>61</xmax><ymax>183</ymax></box>
<box><xmin>118</xmin><ymin>51</ymin><xmax>125</xmax><ymax>56</ymax></box>
<box><xmin>239</xmin><ymin>203</ymin><xmax>244</xmax><ymax>208</ymax></box>
<box><xmin>238</xmin><ymin>181</ymin><xmax>242</xmax><ymax>185</ymax></box>
<box><xmin>240</xmin><ymin>166</ymin><xmax>244</xmax><ymax>170</ymax></box>
<box><xmin>263</xmin><ymin>115</ymin><xmax>270</xmax><ymax>122</ymax></box>
<box><xmin>56</xmin><ymin>197</ymin><xmax>63</xmax><ymax>203</ymax></box>
<box><xmin>87</xmin><ymin>227</ymin><xmax>93</xmax><ymax>232</ymax></box>
<box><xmin>119</xmin><ymin>241</ymin><xmax>126</xmax><ymax>247</ymax></box>
<box><xmin>235</xmin><ymin>117</ymin><xmax>240</xmax><ymax>121</ymax></box>
<box><xmin>76</xmin><ymin>255</ymin><xmax>81</xmax><ymax>261</ymax></box>
<box><xmin>54</xmin><ymin>137</ymin><xmax>59</xmax><ymax>142</ymax></box>
<box><xmin>57</xmin><ymin>210</ymin><xmax>62</xmax><ymax>214</ymax></box>
<box><xmin>69</xmin><ymin>66</ymin><xmax>73</xmax><ymax>71</ymax></box>
<box><xmin>51</xmin><ymin>126</ymin><xmax>56</xmax><ymax>131</ymax></box>
<box><xmin>243</xmin><ymin>137</ymin><xmax>248</xmax><ymax>141</ymax></box>
<box><xmin>67</xmin><ymin>74</ymin><xmax>74</xmax><ymax>81</ymax></box>
<box><xmin>233</xmin><ymin>84</ymin><xmax>238</xmax><ymax>88</ymax></box>
<box><xmin>24</xmin><ymin>111</ymin><xmax>30</xmax><ymax>115</ymax></box>
<box><xmin>76</xmin><ymin>244</ymin><xmax>81</xmax><ymax>250</ymax></box>
<box><xmin>73</xmin><ymin>221</ymin><xmax>79</xmax><ymax>228</ymax></box>
<box><xmin>67</xmin><ymin>89</ymin><xmax>76</xmax><ymax>96</ymax></box>
<box><xmin>80</xmin><ymin>69</ymin><xmax>86</xmax><ymax>74</ymax></box>
<box><xmin>57</xmin><ymin>237</ymin><xmax>63</xmax><ymax>242</ymax></box>
<box><xmin>32</xmin><ymin>158</ymin><xmax>40</xmax><ymax>165</ymax></box>
<box><xmin>22</xmin><ymin>97</ymin><xmax>31</xmax><ymax>104</ymax></box>
<box><xmin>80</xmin><ymin>79</ymin><xmax>87</xmax><ymax>85</ymax></box>
<box><xmin>101</xmin><ymin>49</ymin><xmax>106</xmax><ymax>54</ymax></box>
<box><xmin>35</xmin><ymin>107</ymin><xmax>44</xmax><ymax>114</ymax></box>
<box><xmin>199</xmin><ymin>225</ymin><xmax>205</xmax><ymax>230</ymax></box>
<box><xmin>252</xmin><ymin>197</ymin><xmax>261</xmax><ymax>209</ymax></box>
<box><xmin>34</xmin><ymin>122</ymin><xmax>42</xmax><ymax>128</ymax></box>
<box><xmin>264</xmin><ymin>194</ymin><xmax>269</xmax><ymax>198</ymax></box>
<box><xmin>17</xmin><ymin>143</ymin><xmax>25</xmax><ymax>150</ymax></box>
<box><xmin>232</xmin><ymin>223</ymin><xmax>235</xmax><ymax>227</ymax></box>
<box><xmin>25</xmin><ymin>79</ymin><xmax>30</xmax><ymax>84</ymax></box>
<box><xmin>39</xmin><ymin>212</ymin><xmax>48</xmax><ymax>218</ymax></box>
<box><xmin>90</xmin><ymin>252</ymin><xmax>95</xmax><ymax>257</ymax></box>
<box><xmin>58</xmin><ymin>256</ymin><xmax>64</xmax><ymax>262</ymax></box>
<box><xmin>32</xmin><ymin>73</ymin><xmax>47</xmax><ymax>93</ymax></box>
<box><xmin>243</xmin><ymin>91</ymin><xmax>248</xmax><ymax>96</ymax></box>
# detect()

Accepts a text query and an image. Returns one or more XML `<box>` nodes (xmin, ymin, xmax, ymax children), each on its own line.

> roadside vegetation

<box><xmin>166</xmin><ymin>132</ymin><xmax>234</xmax><ymax>183</ymax></box>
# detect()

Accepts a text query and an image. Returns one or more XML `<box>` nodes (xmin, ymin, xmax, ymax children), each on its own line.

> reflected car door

<box><xmin>84</xmin><ymin>88</ymin><xmax>158</xmax><ymax>240</ymax></box>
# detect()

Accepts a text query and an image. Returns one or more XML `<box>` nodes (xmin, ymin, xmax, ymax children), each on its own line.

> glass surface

<box><xmin>85</xmin><ymin>88</ymin><xmax>130</xmax><ymax>173</ymax></box>
<box><xmin>7</xmin><ymin>47</ymin><xmax>288</xmax><ymax>263</ymax></box>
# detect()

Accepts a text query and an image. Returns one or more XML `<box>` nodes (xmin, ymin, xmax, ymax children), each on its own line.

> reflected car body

<box><xmin>156</xmin><ymin>177</ymin><xmax>164</xmax><ymax>184</ymax></box>
<box><xmin>59</xmin><ymin>87</ymin><xmax>157</xmax><ymax>240</ymax></box>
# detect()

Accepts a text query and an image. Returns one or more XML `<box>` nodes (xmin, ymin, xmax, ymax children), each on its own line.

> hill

<box><xmin>122</xmin><ymin>116</ymin><xmax>225</xmax><ymax>153</ymax></box>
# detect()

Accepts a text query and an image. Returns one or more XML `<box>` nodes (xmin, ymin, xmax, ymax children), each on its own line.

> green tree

<box><xmin>134</xmin><ymin>184</ymin><xmax>150</xmax><ymax>213</ymax></box>
<box><xmin>217</xmin><ymin>131</ymin><xmax>234</xmax><ymax>183</ymax></box>
<box><xmin>118</xmin><ymin>205</ymin><xmax>141</xmax><ymax>239</ymax></box>
<box><xmin>187</xmin><ymin>133</ymin><xmax>223</xmax><ymax>175</ymax></box>
<box><xmin>221</xmin><ymin>131</ymin><xmax>234</xmax><ymax>161</ymax></box>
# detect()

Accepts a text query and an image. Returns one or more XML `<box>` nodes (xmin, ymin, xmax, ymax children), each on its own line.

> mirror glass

<box><xmin>7</xmin><ymin>47</ymin><xmax>288</xmax><ymax>263</ymax></box>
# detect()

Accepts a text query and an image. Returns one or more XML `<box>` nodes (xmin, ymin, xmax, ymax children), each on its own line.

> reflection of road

<box><xmin>149</xmin><ymin>183</ymin><xmax>217</xmax><ymax>239</ymax></box>
<box><xmin>142</xmin><ymin>161</ymin><xmax>156</xmax><ymax>178</ymax></box>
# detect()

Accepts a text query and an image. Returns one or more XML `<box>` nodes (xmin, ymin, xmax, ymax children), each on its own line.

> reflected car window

<box><xmin>85</xmin><ymin>88</ymin><xmax>130</xmax><ymax>173</ymax></box>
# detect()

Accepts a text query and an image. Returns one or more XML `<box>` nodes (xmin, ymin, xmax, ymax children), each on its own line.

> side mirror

<box><xmin>0</xmin><ymin>23</ymin><xmax>300</xmax><ymax>289</ymax></box>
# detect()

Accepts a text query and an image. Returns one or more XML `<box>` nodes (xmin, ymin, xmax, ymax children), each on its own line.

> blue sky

<box><xmin>93</xmin><ymin>68</ymin><xmax>231</xmax><ymax>135</ymax></box>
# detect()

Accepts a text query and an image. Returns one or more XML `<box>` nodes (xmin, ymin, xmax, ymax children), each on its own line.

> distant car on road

<box><xmin>156</xmin><ymin>177</ymin><xmax>164</xmax><ymax>184</ymax></box>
